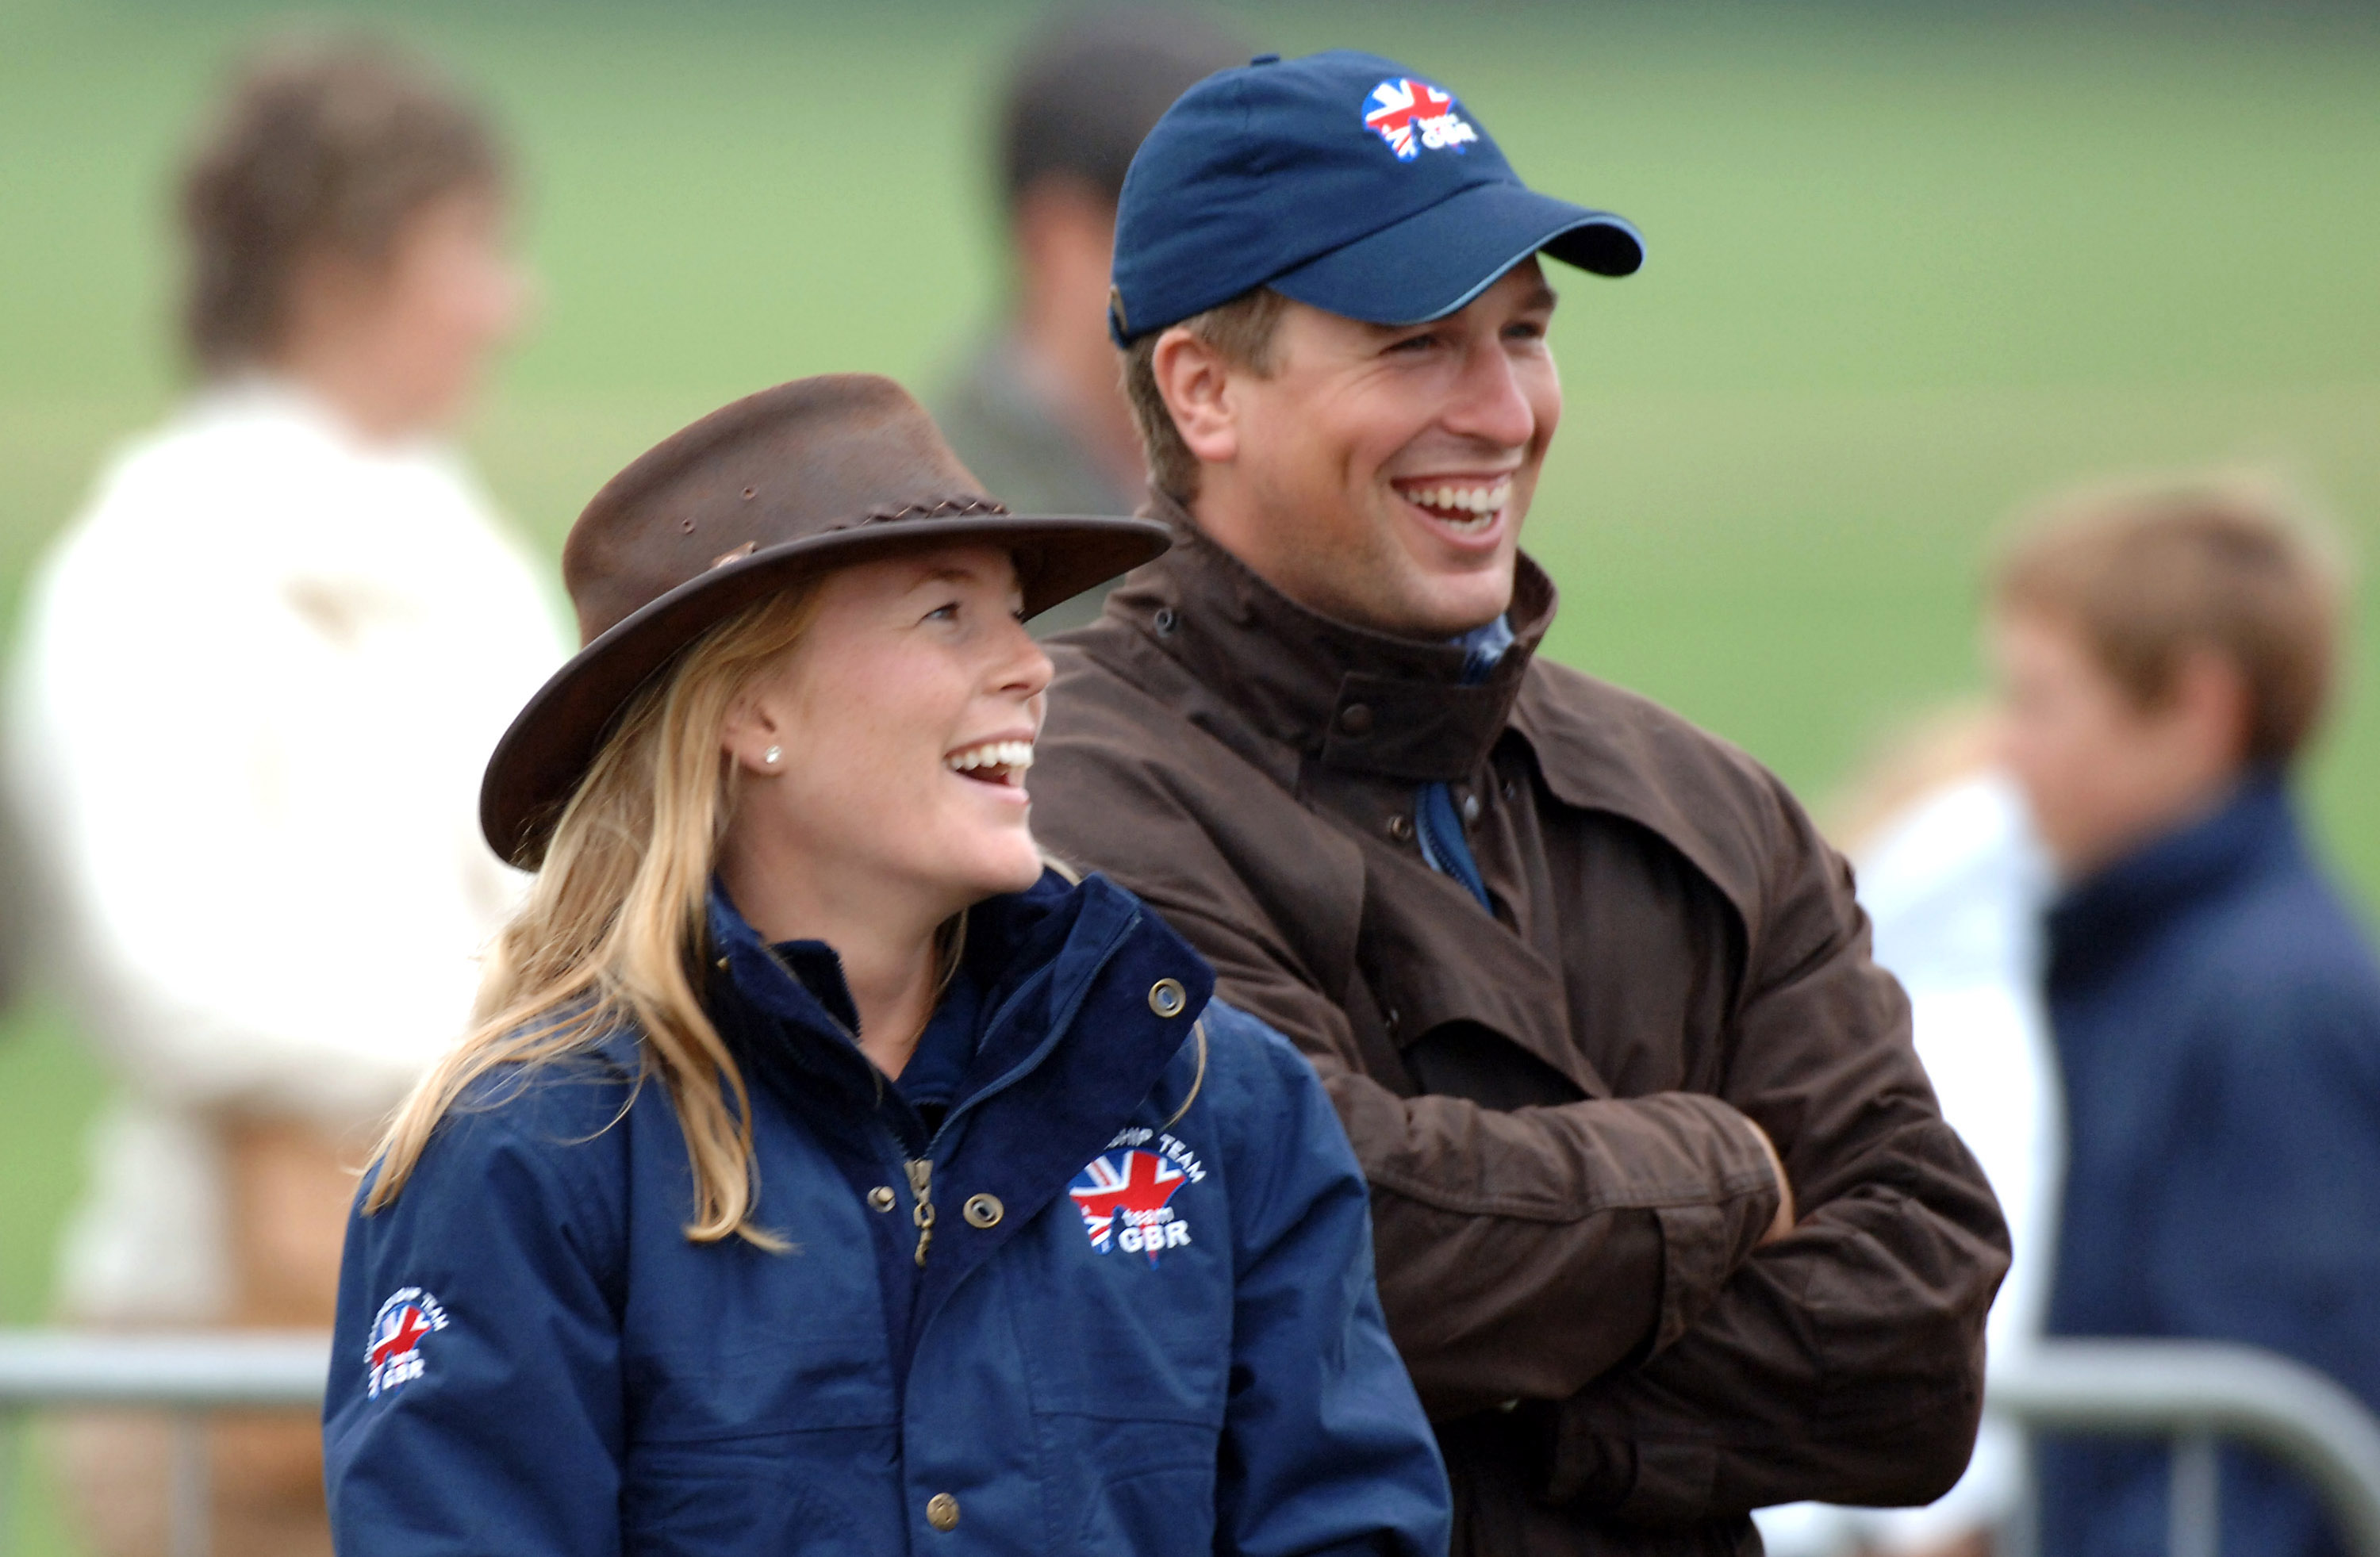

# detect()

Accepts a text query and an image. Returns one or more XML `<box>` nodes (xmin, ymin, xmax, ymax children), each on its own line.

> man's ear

<box><xmin>1150</xmin><ymin>325</ymin><xmax>1240</xmax><ymax>466</ymax></box>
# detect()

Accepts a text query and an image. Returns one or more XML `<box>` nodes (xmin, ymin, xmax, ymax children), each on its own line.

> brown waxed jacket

<box><xmin>1030</xmin><ymin>512</ymin><xmax>2010</xmax><ymax>1556</ymax></box>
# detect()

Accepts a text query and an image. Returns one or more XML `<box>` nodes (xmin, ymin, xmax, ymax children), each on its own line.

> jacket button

<box><xmin>1387</xmin><ymin>814</ymin><xmax>1415</xmax><ymax>842</ymax></box>
<box><xmin>868</xmin><ymin>1187</ymin><xmax>896</xmax><ymax>1212</ymax></box>
<box><xmin>1338</xmin><ymin>703</ymin><xmax>1374</xmax><ymax>735</ymax></box>
<box><xmin>926</xmin><ymin>1493</ymin><xmax>960</xmax><ymax>1532</ymax></box>
<box><xmin>1148</xmin><ymin>977</ymin><xmax>1187</xmax><ymax>1018</ymax></box>
<box><xmin>963</xmin><ymin>1193</ymin><xmax>1003</xmax><ymax>1229</ymax></box>
<box><xmin>1153</xmin><ymin>606</ymin><xmax>1178</xmax><ymax>635</ymax></box>
<box><xmin>1461</xmin><ymin>792</ymin><xmax>1482</xmax><ymax>824</ymax></box>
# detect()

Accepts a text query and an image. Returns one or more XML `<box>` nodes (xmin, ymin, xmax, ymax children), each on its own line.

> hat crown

<box><xmin>561</xmin><ymin>374</ymin><xmax>996</xmax><ymax>647</ymax></box>
<box><xmin>1112</xmin><ymin>50</ymin><xmax>1515</xmax><ymax>336</ymax></box>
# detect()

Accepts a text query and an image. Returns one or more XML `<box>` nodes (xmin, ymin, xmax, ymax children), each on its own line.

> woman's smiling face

<box><xmin>722</xmin><ymin>544</ymin><xmax>1054</xmax><ymax>922</ymax></box>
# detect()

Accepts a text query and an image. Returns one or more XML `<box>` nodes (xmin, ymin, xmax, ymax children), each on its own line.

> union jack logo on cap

<box><xmin>1364</xmin><ymin>78</ymin><xmax>1480</xmax><ymax>162</ymax></box>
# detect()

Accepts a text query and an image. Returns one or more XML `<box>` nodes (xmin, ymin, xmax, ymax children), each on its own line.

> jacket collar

<box><xmin>2046</xmin><ymin>772</ymin><xmax>2300</xmax><ymax>980</ymax></box>
<box><xmin>703</xmin><ymin>871</ymin><xmax>1215</xmax><ymax>1377</ymax></box>
<box><xmin>1107</xmin><ymin>493</ymin><xmax>1559</xmax><ymax>784</ymax></box>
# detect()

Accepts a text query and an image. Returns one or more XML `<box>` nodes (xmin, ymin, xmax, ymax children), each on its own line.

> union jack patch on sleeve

<box><xmin>366</xmin><ymin>1287</ymin><xmax>449</xmax><ymax>1398</ymax></box>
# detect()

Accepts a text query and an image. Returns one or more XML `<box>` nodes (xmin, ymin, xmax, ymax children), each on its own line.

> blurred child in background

<box><xmin>1993</xmin><ymin>477</ymin><xmax>2380</xmax><ymax>1557</ymax></box>
<box><xmin>928</xmin><ymin>4</ymin><xmax>1246</xmax><ymax>631</ymax></box>
<box><xmin>4</xmin><ymin>35</ymin><xmax>566</xmax><ymax>1556</ymax></box>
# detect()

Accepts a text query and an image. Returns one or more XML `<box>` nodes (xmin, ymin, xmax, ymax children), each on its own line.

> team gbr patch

<box><xmin>366</xmin><ymin>1287</ymin><xmax>449</xmax><ymax>1398</ymax></box>
<box><xmin>1363</xmin><ymin>77</ymin><xmax>1479</xmax><ymax>162</ymax></box>
<box><xmin>1070</xmin><ymin>1129</ymin><xmax>1207</xmax><ymax>1264</ymax></box>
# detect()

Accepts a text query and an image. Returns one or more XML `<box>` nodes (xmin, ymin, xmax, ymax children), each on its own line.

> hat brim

<box><xmin>1268</xmin><ymin>181</ymin><xmax>1641</xmax><ymax>326</ymax></box>
<box><xmin>481</xmin><ymin>512</ymin><xmax>1170</xmax><ymax>867</ymax></box>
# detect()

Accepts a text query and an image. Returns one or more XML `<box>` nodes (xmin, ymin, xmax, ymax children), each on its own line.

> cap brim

<box><xmin>480</xmin><ymin>512</ymin><xmax>1170</xmax><ymax>867</ymax></box>
<box><xmin>1269</xmin><ymin>181</ymin><xmax>1641</xmax><ymax>325</ymax></box>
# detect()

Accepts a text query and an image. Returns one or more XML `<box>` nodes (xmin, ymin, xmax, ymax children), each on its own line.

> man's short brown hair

<box><xmin>178</xmin><ymin>35</ymin><xmax>506</xmax><ymax>375</ymax></box>
<box><xmin>1992</xmin><ymin>475</ymin><xmax>2348</xmax><ymax>768</ymax></box>
<box><xmin>1120</xmin><ymin>288</ymin><xmax>1289</xmax><ymax>500</ymax></box>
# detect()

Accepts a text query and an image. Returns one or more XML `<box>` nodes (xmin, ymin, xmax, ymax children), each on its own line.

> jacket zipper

<box><xmin>906</xmin><ymin>1157</ymin><xmax>935</xmax><ymax>1267</ymax></box>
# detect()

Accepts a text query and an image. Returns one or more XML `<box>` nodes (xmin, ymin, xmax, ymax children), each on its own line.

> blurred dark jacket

<box><xmin>930</xmin><ymin>336</ymin><xmax>1142</xmax><ymax>635</ymax></box>
<box><xmin>2041</xmin><ymin>776</ymin><xmax>2380</xmax><ymax>1557</ymax></box>
<box><xmin>1030</xmin><ymin>509</ymin><xmax>2010</xmax><ymax>1556</ymax></box>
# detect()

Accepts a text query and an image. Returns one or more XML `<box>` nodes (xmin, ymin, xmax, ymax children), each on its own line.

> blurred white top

<box><xmin>1757</xmin><ymin>771</ymin><xmax>2062</xmax><ymax>1555</ymax></box>
<box><xmin>6</xmin><ymin>379</ymin><xmax>569</xmax><ymax>1321</ymax></box>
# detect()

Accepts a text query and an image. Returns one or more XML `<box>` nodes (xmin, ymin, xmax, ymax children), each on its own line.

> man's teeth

<box><xmin>1403</xmin><ymin>481</ymin><xmax>1514</xmax><ymax>522</ymax></box>
<box><xmin>944</xmin><ymin>740</ymin><xmax>1035</xmax><ymax>774</ymax></box>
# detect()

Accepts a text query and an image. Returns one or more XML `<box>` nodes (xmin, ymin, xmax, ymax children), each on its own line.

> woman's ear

<box><xmin>1150</xmin><ymin>325</ymin><xmax>1240</xmax><ymax>466</ymax></box>
<box><xmin>719</xmin><ymin>686</ymin><xmax>789</xmax><ymax>777</ymax></box>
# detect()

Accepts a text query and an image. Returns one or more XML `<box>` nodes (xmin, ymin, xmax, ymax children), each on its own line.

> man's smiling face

<box><xmin>1176</xmin><ymin>260</ymin><xmax>1561</xmax><ymax>639</ymax></box>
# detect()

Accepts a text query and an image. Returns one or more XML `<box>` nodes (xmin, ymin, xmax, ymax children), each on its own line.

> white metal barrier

<box><xmin>1987</xmin><ymin>1340</ymin><xmax>2380</xmax><ymax>1557</ymax></box>
<box><xmin>0</xmin><ymin>1330</ymin><xmax>330</xmax><ymax>1557</ymax></box>
<box><xmin>6</xmin><ymin>1331</ymin><xmax>2380</xmax><ymax>1556</ymax></box>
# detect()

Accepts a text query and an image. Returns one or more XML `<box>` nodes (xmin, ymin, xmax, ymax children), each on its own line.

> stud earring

<box><xmin>762</xmin><ymin>745</ymin><xmax>781</xmax><ymax>766</ymax></box>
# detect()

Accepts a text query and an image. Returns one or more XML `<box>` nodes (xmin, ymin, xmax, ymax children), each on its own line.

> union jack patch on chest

<box><xmin>1069</xmin><ymin>1130</ymin><xmax>1208</xmax><ymax>1264</ymax></box>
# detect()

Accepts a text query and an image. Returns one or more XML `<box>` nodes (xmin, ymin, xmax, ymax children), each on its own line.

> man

<box><xmin>929</xmin><ymin>5</ymin><xmax>1246</xmax><ymax>631</ymax></box>
<box><xmin>1992</xmin><ymin>478</ymin><xmax>2380</xmax><ymax>1557</ymax></box>
<box><xmin>1028</xmin><ymin>48</ymin><xmax>2009</xmax><ymax>1556</ymax></box>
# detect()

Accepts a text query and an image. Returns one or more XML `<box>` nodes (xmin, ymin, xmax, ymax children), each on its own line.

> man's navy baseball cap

<box><xmin>1108</xmin><ymin>48</ymin><xmax>1642</xmax><ymax>346</ymax></box>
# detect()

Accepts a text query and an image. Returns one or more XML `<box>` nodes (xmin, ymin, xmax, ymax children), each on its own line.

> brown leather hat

<box><xmin>479</xmin><ymin>374</ymin><xmax>1169</xmax><ymax>866</ymax></box>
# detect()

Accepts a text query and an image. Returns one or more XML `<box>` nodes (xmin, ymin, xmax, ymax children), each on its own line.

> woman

<box><xmin>6</xmin><ymin>36</ymin><xmax>562</xmax><ymax>1557</ymax></box>
<box><xmin>324</xmin><ymin>375</ymin><xmax>1451</xmax><ymax>1556</ymax></box>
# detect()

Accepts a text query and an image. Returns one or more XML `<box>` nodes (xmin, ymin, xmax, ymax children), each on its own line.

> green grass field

<box><xmin>3</xmin><ymin>0</ymin><xmax>2378</xmax><ymax>1547</ymax></box>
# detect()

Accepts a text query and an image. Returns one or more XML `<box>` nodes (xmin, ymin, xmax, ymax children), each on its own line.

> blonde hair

<box><xmin>364</xmin><ymin>583</ymin><xmax>828</xmax><ymax>1245</ymax></box>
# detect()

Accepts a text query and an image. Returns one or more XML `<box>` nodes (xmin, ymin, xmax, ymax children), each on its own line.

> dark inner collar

<box><xmin>1111</xmin><ymin>497</ymin><xmax>1558</xmax><ymax>780</ymax></box>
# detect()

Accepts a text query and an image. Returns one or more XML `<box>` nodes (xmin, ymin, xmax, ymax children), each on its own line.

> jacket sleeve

<box><xmin>324</xmin><ymin>1074</ymin><xmax>628</xmax><ymax>1556</ymax></box>
<box><xmin>1545</xmin><ymin>786</ymin><xmax>2010</xmax><ymax>1524</ymax></box>
<box><xmin>2149</xmin><ymin>973</ymin><xmax>2380</xmax><ymax>1414</ymax></box>
<box><xmin>1036</xmin><ymin>735</ymin><xmax>1783</xmax><ymax>1418</ymax></box>
<box><xmin>1207</xmin><ymin>1004</ymin><xmax>1453</xmax><ymax>1557</ymax></box>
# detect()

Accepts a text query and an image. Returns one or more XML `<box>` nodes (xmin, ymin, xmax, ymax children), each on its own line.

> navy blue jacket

<box><xmin>2040</xmin><ymin>778</ymin><xmax>2380</xmax><ymax>1557</ymax></box>
<box><xmin>324</xmin><ymin>871</ymin><xmax>1450</xmax><ymax>1555</ymax></box>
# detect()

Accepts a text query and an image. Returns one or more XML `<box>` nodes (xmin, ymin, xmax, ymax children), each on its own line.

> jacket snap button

<box><xmin>1338</xmin><ymin>703</ymin><xmax>1374</xmax><ymax>736</ymax></box>
<box><xmin>964</xmin><ymin>1193</ymin><xmax>1003</xmax><ymax>1228</ymax></box>
<box><xmin>868</xmin><ymin>1187</ymin><xmax>896</xmax><ymax>1212</ymax></box>
<box><xmin>1387</xmin><ymin>814</ymin><xmax>1415</xmax><ymax>842</ymax></box>
<box><xmin>1148</xmin><ymin>977</ymin><xmax>1188</xmax><ymax>1018</ymax></box>
<box><xmin>926</xmin><ymin>1493</ymin><xmax>960</xmax><ymax>1532</ymax></box>
<box><xmin>1153</xmin><ymin>606</ymin><xmax>1178</xmax><ymax>635</ymax></box>
<box><xmin>1461</xmin><ymin>792</ymin><xmax>1482</xmax><ymax>824</ymax></box>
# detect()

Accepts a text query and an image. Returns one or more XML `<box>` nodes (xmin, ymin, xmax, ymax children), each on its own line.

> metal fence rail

<box><xmin>0</xmin><ymin>1329</ymin><xmax>330</xmax><ymax>1557</ymax></box>
<box><xmin>7</xmin><ymin>1331</ymin><xmax>2380</xmax><ymax>1557</ymax></box>
<box><xmin>1988</xmin><ymin>1339</ymin><xmax>2380</xmax><ymax>1557</ymax></box>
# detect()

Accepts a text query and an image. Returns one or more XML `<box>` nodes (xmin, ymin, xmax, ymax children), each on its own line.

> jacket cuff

<box><xmin>1545</xmin><ymin>1400</ymin><xmax>1722</xmax><ymax>1522</ymax></box>
<box><xmin>1648</xmin><ymin>1098</ymin><xmax>1781</xmax><ymax>1357</ymax></box>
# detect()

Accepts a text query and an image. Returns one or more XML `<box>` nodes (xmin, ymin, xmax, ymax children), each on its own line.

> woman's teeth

<box><xmin>944</xmin><ymin>739</ymin><xmax>1035</xmax><ymax>782</ymax></box>
<box><xmin>1400</xmin><ymin>479</ymin><xmax>1514</xmax><ymax>534</ymax></box>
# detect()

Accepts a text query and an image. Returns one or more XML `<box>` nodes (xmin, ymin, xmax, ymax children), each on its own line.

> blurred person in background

<box><xmin>1990</xmin><ymin>477</ymin><xmax>2380</xmax><ymax>1557</ymax></box>
<box><xmin>1759</xmin><ymin>711</ymin><xmax>2061</xmax><ymax>1557</ymax></box>
<box><xmin>929</xmin><ymin>4</ymin><xmax>1247</xmax><ymax>632</ymax></box>
<box><xmin>3</xmin><ymin>34</ymin><xmax>566</xmax><ymax>1557</ymax></box>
